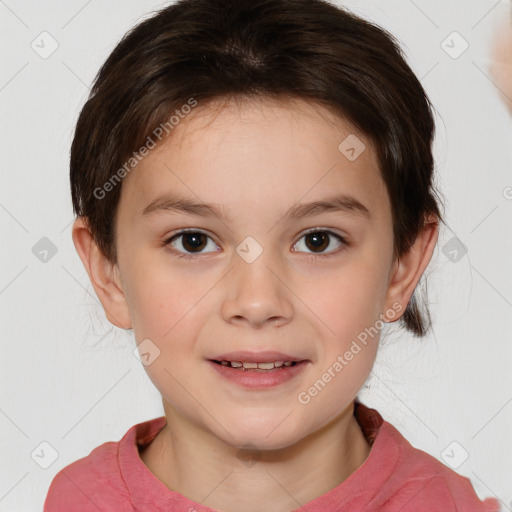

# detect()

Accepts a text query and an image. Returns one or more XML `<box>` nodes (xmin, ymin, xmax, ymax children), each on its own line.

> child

<box><xmin>44</xmin><ymin>0</ymin><xmax>502</xmax><ymax>510</ymax></box>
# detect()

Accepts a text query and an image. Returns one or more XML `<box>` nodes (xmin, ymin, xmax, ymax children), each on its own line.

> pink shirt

<box><xmin>44</xmin><ymin>401</ymin><xmax>501</xmax><ymax>511</ymax></box>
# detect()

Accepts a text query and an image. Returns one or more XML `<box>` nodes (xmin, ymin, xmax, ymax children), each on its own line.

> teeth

<box><xmin>219</xmin><ymin>360</ymin><xmax>297</xmax><ymax>370</ymax></box>
<box><xmin>257</xmin><ymin>362</ymin><xmax>276</xmax><ymax>370</ymax></box>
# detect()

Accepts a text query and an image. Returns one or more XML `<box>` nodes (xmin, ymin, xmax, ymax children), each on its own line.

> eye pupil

<box><xmin>306</xmin><ymin>232</ymin><xmax>329</xmax><ymax>252</ymax></box>
<box><xmin>182</xmin><ymin>233</ymin><xmax>207</xmax><ymax>252</ymax></box>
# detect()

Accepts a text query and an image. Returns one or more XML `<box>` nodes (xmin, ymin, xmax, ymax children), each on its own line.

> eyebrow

<box><xmin>141</xmin><ymin>192</ymin><xmax>371</xmax><ymax>222</ymax></box>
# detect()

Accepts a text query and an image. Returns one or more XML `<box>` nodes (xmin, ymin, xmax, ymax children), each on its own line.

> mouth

<box><xmin>209</xmin><ymin>359</ymin><xmax>302</xmax><ymax>371</ymax></box>
<box><xmin>207</xmin><ymin>352</ymin><xmax>311</xmax><ymax>391</ymax></box>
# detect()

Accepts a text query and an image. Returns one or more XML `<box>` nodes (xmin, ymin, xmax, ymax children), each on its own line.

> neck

<box><xmin>140</xmin><ymin>401</ymin><xmax>371</xmax><ymax>512</ymax></box>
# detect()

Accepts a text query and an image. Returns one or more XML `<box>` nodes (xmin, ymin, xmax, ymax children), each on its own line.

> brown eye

<box><xmin>166</xmin><ymin>230</ymin><xmax>218</xmax><ymax>256</ymax></box>
<box><xmin>293</xmin><ymin>230</ymin><xmax>346</xmax><ymax>255</ymax></box>
<box><xmin>304</xmin><ymin>232</ymin><xmax>329</xmax><ymax>252</ymax></box>
<box><xmin>180</xmin><ymin>232</ymin><xmax>208</xmax><ymax>252</ymax></box>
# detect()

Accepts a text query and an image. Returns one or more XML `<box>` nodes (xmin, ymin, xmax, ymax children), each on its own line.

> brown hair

<box><xmin>70</xmin><ymin>0</ymin><xmax>445</xmax><ymax>337</ymax></box>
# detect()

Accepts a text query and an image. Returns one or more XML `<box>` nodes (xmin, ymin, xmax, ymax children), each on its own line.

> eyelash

<box><xmin>163</xmin><ymin>228</ymin><xmax>349</xmax><ymax>261</ymax></box>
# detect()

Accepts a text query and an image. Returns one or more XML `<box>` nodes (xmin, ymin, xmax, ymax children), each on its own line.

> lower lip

<box><xmin>207</xmin><ymin>360</ymin><xmax>309</xmax><ymax>389</ymax></box>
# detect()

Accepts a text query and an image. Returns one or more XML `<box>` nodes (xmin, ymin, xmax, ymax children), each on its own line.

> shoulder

<box><xmin>372</xmin><ymin>421</ymin><xmax>501</xmax><ymax>512</ymax></box>
<box><xmin>43</xmin><ymin>434</ymin><xmax>132</xmax><ymax>511</ymax></box>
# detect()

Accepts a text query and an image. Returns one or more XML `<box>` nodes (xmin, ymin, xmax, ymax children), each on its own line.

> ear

<box><xmin>71</xmin><ymin>217</ymin><xmax>132</xmax><ymax>329</ymax></box>
<box><xmin>382</xmin><ymin>215</ymin><xmax>439</xmax><ymax>322</ymax></box>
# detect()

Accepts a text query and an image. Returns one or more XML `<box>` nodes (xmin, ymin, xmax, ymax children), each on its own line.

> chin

<box><xmin>213</xmin><ymin>412</ymin><xmax>308</xmax><ymax>451</ymax></box>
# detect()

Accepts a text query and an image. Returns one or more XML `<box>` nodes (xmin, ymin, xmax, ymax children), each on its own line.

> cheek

<box><xmin>127</xmin><ymin>271</ymin><xmax>209</xmax><ymax>398</ymax></box>
<box><xmin>294</xmin><ymin>251</ymin><xmax>387</xmax><ymax>395</ymax></box>
<box><xmin>125</xmin><ymin>251</ymin><xmax>209</xmax><ymax>335</ymax></box>
<box><xmin>303</xmin><ymin>255</ymin><xmax>389</xmax><ymax>335</ymax></box>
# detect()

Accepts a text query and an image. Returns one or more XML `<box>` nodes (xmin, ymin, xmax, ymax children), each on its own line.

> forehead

<box><xmin>118</xmin><ymin>96</ymin><xmax>389</xmax><ymax>226</ymax></box>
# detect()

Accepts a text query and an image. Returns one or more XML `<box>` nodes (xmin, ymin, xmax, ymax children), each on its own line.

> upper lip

<box><xmin>209</xmin><ymin>351</ymin><xmax>307</xmax><ymax>363</ymax></box>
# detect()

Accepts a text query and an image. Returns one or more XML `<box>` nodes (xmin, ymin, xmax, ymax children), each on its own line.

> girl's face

<box><xmin>111</xmin><ymin>97</ymin><xmax>400</xmax><ymax>449</ymax></box>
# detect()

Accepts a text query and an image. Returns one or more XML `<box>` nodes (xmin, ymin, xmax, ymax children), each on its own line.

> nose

<box><xmin>220</xmin><ymin>245</ymin><xmax>294</xmax><ymax>328</ymax></box>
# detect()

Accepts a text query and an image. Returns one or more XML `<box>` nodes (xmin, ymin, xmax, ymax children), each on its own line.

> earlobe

<box><xmin>383</xmin><ymin>216</ymin><xmax>439</xmax><ymax>321</ymax></box>
<box><xmin>71</xmin><ymin>217</ymin><xmax>132</xmax><ymax>330</ymax></box>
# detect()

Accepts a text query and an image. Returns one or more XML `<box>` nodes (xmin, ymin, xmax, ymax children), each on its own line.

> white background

<box><xmin>1</xmin><ymin>0</ymin><xmax>511</xmax><ymax>510</ymax></box>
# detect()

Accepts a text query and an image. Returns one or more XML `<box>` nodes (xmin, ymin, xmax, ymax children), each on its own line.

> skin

<box><xmin>72</xmin><ymin>96</ymin><xmax>438</xmax><ymax>512</ymax></box>
<box><xmin>489</xmin><ymin>14</ymin><xmax>512</xmax><ymax>116</ymax></box>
